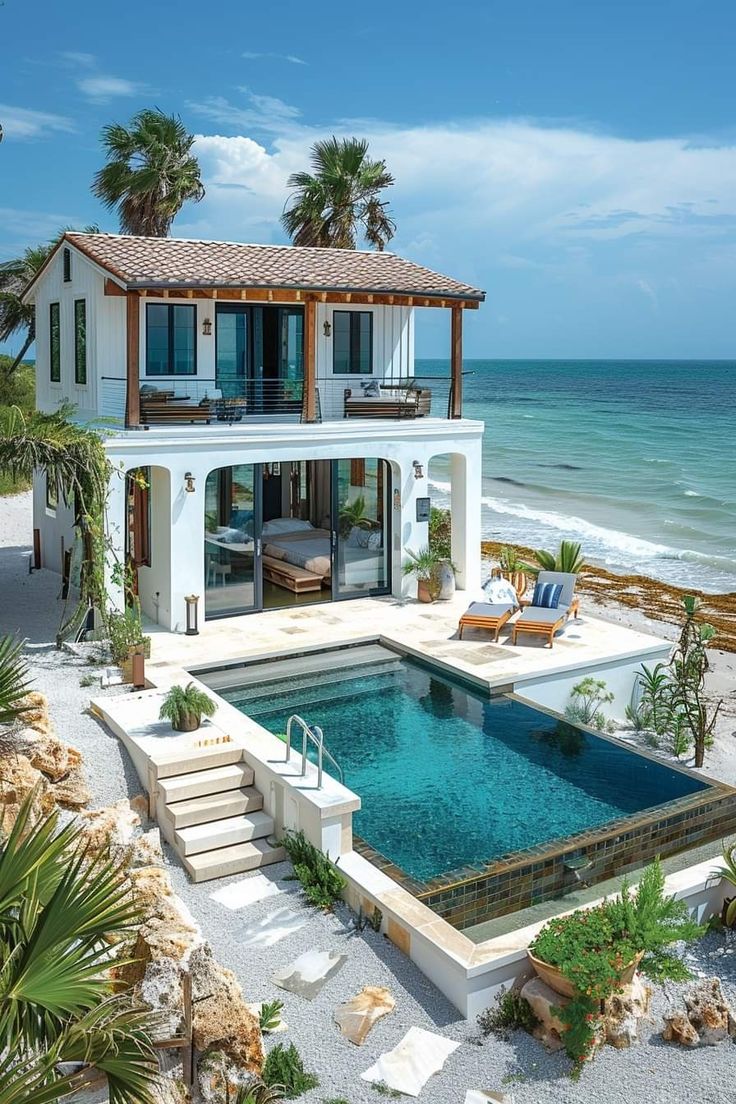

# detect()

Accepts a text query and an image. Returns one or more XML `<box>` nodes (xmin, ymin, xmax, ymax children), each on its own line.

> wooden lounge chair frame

<box><xmin>512</xmin><ymin>595</ymin><xmax>580</xmax><ymax>647</ymax></box>
<box><xmin>458</xmin><ymin>605</ymin><xmax>514</xmax><ymax>642</ymax></box>
<box><xmin>140</xmin><ymin>394</ymin><xmax>212</xmax><ymax>425</ymax></box>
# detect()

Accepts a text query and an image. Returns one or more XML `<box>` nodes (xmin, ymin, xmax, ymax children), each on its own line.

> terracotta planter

<box><xmin>527</xmin><ymin>949</ymin><xmax>643</xmax><ymax>1000</ymax></box>
<box><xmin>416</xmin><ymin>578</ymin><xmax>433</xmax><ymax>603</ymax></box>
<box><xmin>173</xmin><ymin>711</ymin><xmax>201</xmax><ymax>733</ymax></box>
<box><xmin>502</xmin><ymin>569</ymin><xmax>528</xmax><ymax>600</ymax></box>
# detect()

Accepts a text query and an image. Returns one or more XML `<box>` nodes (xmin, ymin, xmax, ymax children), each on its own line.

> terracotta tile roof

<box><xmin>62</xmin><ymin>232</ymin><xmax>485</xmax><ymax>301</ymax></box>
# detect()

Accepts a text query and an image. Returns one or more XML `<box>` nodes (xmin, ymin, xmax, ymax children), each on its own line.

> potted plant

<box><xmin>339</xmin><ymin>494</ymin><xmax>373</xmax><ymax>539</ymax></box>
<box><xmin>159</xmin><ymin>682</ymin><xmax>217</xmax><ymax>733</ymax></box>
<box><xmin>527</xmin><ymin>860</ymin><xmax>703</xmax><ymax>1069</ymax></box>
<box><xmin>402</xmin><ymin>546</ymin><xmax>443</xmax><ymax>602</ymax></box>
<box><xmin>498</xmin><ymin>545</ymin><xmax>528</xmax><ymax>599</ymax></box>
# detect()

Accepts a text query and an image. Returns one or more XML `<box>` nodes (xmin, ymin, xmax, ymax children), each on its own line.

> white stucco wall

<box><xmin>32</xmin><ymin>469</ymin><xmax>77</xmax><ymax>574</ymax></box>
<box><xmin>103</xmin><ymin>419</ymin><xmax>484</xmax><ymax>630</ymax></box>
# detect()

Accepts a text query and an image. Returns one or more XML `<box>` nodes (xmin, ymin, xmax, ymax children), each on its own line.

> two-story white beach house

<box><xmin>23</xmin><ymin>232</ymin><xmax>485</xmax><ymax>631</ymax></box>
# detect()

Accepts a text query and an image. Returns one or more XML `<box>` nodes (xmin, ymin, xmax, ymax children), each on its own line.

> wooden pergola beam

<box><xmin>125</xmin><ymin>292</ymin><xmax>140</xmax><ymax>428</ymax></box>
<box><xmin>302</xmin><ymin>299</ymin><xmax>317</xmax><ymax>423</ymax></box>
<box><xmin>103</xmin><ymin>283</ymin><xmax>480</xmax><ymax>309</ymax></box>
<box><xmin>450</xmin><ymin>306</ymin><xmax>463</xmax><ymax>419</ymax></box>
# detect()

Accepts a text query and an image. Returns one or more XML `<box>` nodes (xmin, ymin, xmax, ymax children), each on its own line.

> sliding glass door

<box><xmin>215</xmin><ymin>305</ymin><xmax>303</xmax><ymax>414</ymax></box>
<box><xmin>333</xmin><ymin>458</ymin><xmax>390</xmax><ymax>598</ymax></box>
<box><xmin>204</xmin><ymin>464</ymin><xmax>261</xmax><ymax>618</ymax></box>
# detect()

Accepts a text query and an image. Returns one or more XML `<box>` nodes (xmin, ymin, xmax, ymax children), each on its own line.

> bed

<box><xmin>262</xmin><ymin>518</ymin><xmax>386</xmax><ymax>589</ymax></box>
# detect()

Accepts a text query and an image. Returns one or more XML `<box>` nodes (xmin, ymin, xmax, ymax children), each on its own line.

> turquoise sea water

<box><xmin>233</xmin><ymin>655</ymin><xmax>706</xmax><ymax>882</ymax></box>
<box><xmin>419</xmin><ymin>359</ymin><xmax>736</xmax><ymax>593</ymax></box>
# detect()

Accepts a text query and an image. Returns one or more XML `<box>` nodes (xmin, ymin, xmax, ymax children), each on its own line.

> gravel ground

<box><xmin>4</xmin><ymin>492</ymin><xmax>736</xmax><ymax>1102</ymax></box>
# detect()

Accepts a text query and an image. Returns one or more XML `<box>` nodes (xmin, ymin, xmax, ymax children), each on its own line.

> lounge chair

<box><xmin>458</xmin><ymin>601</ymin><xmax>515</xmax><ymax>642</ymax></box>
<box><xmin>511</xmin><ymin>571</ymin><xmax>580</xmax><ymax>648</ymax></box>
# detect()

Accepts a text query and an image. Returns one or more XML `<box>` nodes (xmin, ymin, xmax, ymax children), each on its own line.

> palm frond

<box><xmin>0</xmin><ymin>634</ymin><xmax>33</xmax><ymax>724</ymax></box>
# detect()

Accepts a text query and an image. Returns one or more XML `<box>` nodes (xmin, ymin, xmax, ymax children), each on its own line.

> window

<box><xmin>49</xmin><ymin>302</ymin><xmax>61</xmax><ymax>382</ymax></box>
<box><xmin>45</xmin><ymin>473</ymin><xmax>58</xmax><ymax>513</ymax></box>
<box><xmin>332</xmin><ymin>311</ymin><xmax>373</xmax><ymax>374</ymax></box>
<box><xmin>63</xmin><ymin>248</ymin><xmax>71</xmax><ymax>282</ymax></box>
<box><xmin>74</xmin><ymin>299</ymin><xmax>86</xmax><ymax>385</ymax></box>
<box><xmin>146</xmin><ymin>304</ymin><xmax>196</xmax><ymax>375</ymax></box>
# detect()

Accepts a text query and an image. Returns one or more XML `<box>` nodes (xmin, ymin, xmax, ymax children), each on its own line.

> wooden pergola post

<box><xmin>302</xmin><ymin>298</ymin><xmax>317</xmax><ymax>423</ymax></box>
<box><xmin>450</xmin><ymin>305</ymin><xmax>463</xmax><ymax>419</ymax></box>
<box><xmin>125</xmin><ymin>291</ymin><xmax>140</xmax><ymax>428</ymax></box>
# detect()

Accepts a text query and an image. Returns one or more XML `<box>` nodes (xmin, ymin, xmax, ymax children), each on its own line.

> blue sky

<box><xmin>2</xmin><ymin>0</ymin><xmax>736</xmax><ymax>358</ymax></box>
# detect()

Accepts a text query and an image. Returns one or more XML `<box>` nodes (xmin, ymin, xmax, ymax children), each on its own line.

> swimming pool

<box><xmin>213</xmin><ymin>644</ymin><xmax>708</xmax><ymax>885</ymax></box>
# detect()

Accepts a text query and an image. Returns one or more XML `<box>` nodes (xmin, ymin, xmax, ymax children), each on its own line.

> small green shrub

<box><xmin>233</xmin><ymin>1080</ymin><xmax>285</xmax><ymax>1104</ymax></box>
<box><xmin>428</xmin><ymin>506</ymin><xmax>452</xmax><ymax>560</ymax></box>
<box><xmin>370</xmin><ymin>1084</ymin><xmax>402</xmax><ymax>1099</ymax></box>
<box><xmin>79</xmin><ymin>673</ymin><xmax>97</xmax><ymax>688</ymax></box>
<box><xmin>477</xmin><ymin>986</ymin><xmax>538</xmax><ymax>1038</ymax></box>
<box><xmin>565</xmin><ymin>677</ymin><xmax>615</xmax><ymax>733</ymax></box>
<box><xmin>159</xmin><ymin>681</ymin><xmax>216</xmax><ymax>731</ymax></box>
<box><xmin>262</xmin><ymin>1043</ymin><xmax>318</xmax><ymax>1098</ymax></box>
<box><xmin>107</xmin><ymin>608</ymin><xmax>149</xmax><ymax>663</ymax></box>
<box><xmin>259</xmin><ymin>999</ymin><xmax>284</xmax><ymax>1033</ymax></box>
<box><xmin>281</xmin><ymin>830</ymin><xmax>346</xmax><ymax>910</ymax></box>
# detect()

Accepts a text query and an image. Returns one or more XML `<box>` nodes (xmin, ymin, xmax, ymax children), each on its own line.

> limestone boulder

<box><xmin>603</xmin><ymin>974</ymin><xmax>652</xmax><ymax>1049</ymax></box>
<box><xmin>663</xmin><ymin>1010</ymin><xmax>701</xmax><ymax>1047</ymax></box>
<box><xmin>335</xmin><ymin>986</ymin><xmax>395</xmax><ymax>1045</ymax></box>
<box><xmin>149</xmin><ymin>1072</ymin><xmax>189</xmax><ymax>1104</ymax></box>
<box><xmin>53</xmin><ymin>766</ymin><xmax>91</xmax><ymax>809</ymax></box>
<box><xmin>17</xmin><ymin>691</ymin><xmax>54</xmax><ymax>737</ymax></box>
<box><xmin>129</xmin><ymin>826</ymin><xmax>164</xmax><ymax>868</ymax></box>
<box><xmin>139</xmin><ymin>956</ymin><xmax>184</xmax><ymax>1040</ymax></box>
<box><xmin>79</xmin><ymin>799</ymin><xmax>140</xmax><ymax>852</ymax></box>
<box><xmin>663</xmin><ymin>977</ymin><xmax>736</xmax><ymax>1048</ymax></box>
<box><xmin>0</xmin><ymin>754</ymin><xmax>55</xmax><ymax>832</ymax></box>
<box><xmin>189</xmin><ymin>943</ymin><xmax>264</xmax><ymax>1073</ymax></box>
<box><xmin>197</xmin><ymin>1051</ymin><xmax>257</xmax><ymax>1104</ymax></box>
<box><xmin>29</xmin><ymin>734</ymin><xmax>82</xmax><ymax>782</ymax></box>
<box><xmin>519</xmin><ymin>977</ymin><xmax>567</xmax><ymax>1051</ymax></box>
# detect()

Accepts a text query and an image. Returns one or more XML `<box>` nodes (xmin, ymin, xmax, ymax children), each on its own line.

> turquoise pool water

<box><xmin>223</xmin><ymin>651</ymin><xmax>707</xmax><ymax>882</ymax></box>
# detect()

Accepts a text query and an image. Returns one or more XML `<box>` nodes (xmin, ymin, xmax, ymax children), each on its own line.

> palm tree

<box><xmin>92</xmin><ymin>108</ymin><xmax>205</xmax><ymax>237</ymax></box>
<box><xmin>0</xmin><ymin>226</ymin><xmax>98</xmax><ymax>379</ymax></box>
<box><xmin>281</xmin><ymin>137</ymin><xmax>396</xmax><ymax>250</ymax></box>
<box><xmin>0</xmin><ymin>634</ymin><xmax>33</xmax><ymax>726</ymax></box>
<box><xmin>0</xmin><ymin>241</ymin><xmax>55</xmax><ymax>377</ymax></box>
<box><xmin>0</xmin><ymin>794</ymin><xmax>159</xmax><ymax>1103</ymax></box>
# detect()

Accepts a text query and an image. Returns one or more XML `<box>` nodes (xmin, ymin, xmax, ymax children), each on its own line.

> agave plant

<box><xmin>519</xmin><ymin>539</ymin><xmax>585</xmax><ymax>577</ymax></box>
<box><xmin>714</xmin><ymin>842</ymin><xmax>736</xmax><ymax>928</ymax></box>
<box><xmin>0</xmin><ymin>792</ymin><xmax>158</xmax><ymax>1103</ymax></box>
<box><xmin>0</xmin><ymin>633</ymin><xmax>33</xmax><ymax>725</ymax></box>
<box><xmin>232</xmin><ymin>1080</ymin><xmax>285</xmax><ymax>1104</ymax></box>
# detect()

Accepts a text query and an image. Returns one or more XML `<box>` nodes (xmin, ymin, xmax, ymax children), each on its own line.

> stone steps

<box><xmin>183</xmin><ymin>838</ymin><xmax>287</xmax><ymax>883</ymax></box>
<box><xmin>153</xmin><ymin>742</ymin><xmax>244</xmax><ymax>780</ymax></box>
<box><xmin>164</xmin><ymin>786</ymin><xmax>264</xmax><ymax>829</ymax></box>
<box><xmin>158</xmin><ymin>763</ymin><xmax>255</xmax><ymax>804</ymax></box>
<box><xmin>175</xmin><ymin>810</ymin><xmax>275</xmax><ymax>856</ymax></box>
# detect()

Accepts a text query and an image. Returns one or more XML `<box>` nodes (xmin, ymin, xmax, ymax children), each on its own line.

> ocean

<box><xmin>419</xmin><ymin>359</ymin><xmax>736</xmax><ymax>595</ymax></box>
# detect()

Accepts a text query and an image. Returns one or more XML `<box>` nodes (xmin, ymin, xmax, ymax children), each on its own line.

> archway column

<box><xmin>103</xmin><ymin>465</ymin><xmax>127</xmax><ymax>615</ymax></box>
<box><xmin>450</xmin><ymin>442</ymin><xmax>482</xmax><ymax>592</ymax></box>
<box><xmin>167</xmin><ymin>461</ymin><xmax>208</xmax><ymax>632</ymax></box>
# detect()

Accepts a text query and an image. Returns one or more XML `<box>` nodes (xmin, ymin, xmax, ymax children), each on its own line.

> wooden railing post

<box><xmin>126</xmin><ymin>291</ymin><xmax>140</xmax><ymax>428</ymax></box>
<box><xmin>450</xmin><ymin>305</ymin><xmax>463</xmax><ymax>419</ymax></box>
<box><xmin>302</xmin><ymin>298</ymin><xmax>317</xmax><ymax>423</ymax></box>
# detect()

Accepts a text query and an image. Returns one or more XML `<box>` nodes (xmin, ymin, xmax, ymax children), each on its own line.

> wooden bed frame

<box><xmin>261</xmin><ymin>554</ymin><xmax>324</xmax><ymax>594</ymax></box>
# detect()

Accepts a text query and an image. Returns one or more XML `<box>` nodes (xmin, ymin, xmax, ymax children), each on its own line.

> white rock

<box><xmin>273</xmin><ymin>948</ymin><xmax>347</xmax><ymax>1000</ymax></box>
<box><xmin>335</xmin><ymin>986</ymin><xmax>395</xmax><ymax>1045</ymax></box>
<box><xmin>361</xmin><ymin>1026</ymin><xmax>460</xmax><ymax>1097</ymax></box>
<box><xmin>237</xmin><ymin>906</ymin><xmax>305</xmax><ymax>948</ymax></box>
<box><xmin>209</xmin><ymin>873</ymin><xmax>281</xmax><ymax>910</ymax></box>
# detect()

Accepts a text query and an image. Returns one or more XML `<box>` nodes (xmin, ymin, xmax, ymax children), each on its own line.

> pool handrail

<box><xmin>285</xmin><ymin>713</ymin><xmax>344</xmax><ymax>788</ymax></box>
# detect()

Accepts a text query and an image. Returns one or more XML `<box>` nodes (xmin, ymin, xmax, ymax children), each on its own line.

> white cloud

<box><xmin>77</xmin><ymin>75</ymin><xmax>147</xmax><ymax>101</ymax></box>
<box><xmin>188</xmin><ymin>91</ymin><xmax>301</xmax><ymax>134</ymax></box>
<box><xmin>242</xmin><ymin>51</ymin><xmax>306</xmax><ymax>65</ymax></box>
<box><xmin>178</xmin><ymin>115</ymin><xmax>736</xmax><ymax>355</ymax></box>
<box><xmin>0</xmin><ymin>104</ymin><xmax>75</xmax><ymax>140</ymax></box>
<box><xmin>60</xmin><ymin>51</ymin><xmax>96</xmax><ymax>67</ymax></box>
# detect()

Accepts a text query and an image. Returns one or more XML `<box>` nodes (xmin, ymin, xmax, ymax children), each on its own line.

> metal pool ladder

<box><xmin>285</xmin><ymin>714</ymin><xmax>343</xmax><ymax>788</ymax></box>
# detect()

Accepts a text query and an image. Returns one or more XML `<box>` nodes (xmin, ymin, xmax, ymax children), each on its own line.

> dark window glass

<box><xmin>46</xmin><ymin>473</ymin><xmax>58</xmax><ymax>511</ymax></box>
<box><xmin>333</xmin><ymin>311</ymin><xmax>373</xmax><ymax>374</ymax></box>
<box><xmin>74</xmin><ymin>299</ymin><xmax>86</xmax><ymax>384</ymax></box>
<box><xmin>145</xmin><ymin>304</ymin><xmax>196</xmax><ymax>375</ymax></box>
<box><xmin>63</xmin><ymin>248</ymin><xmax>71</xmax><ymax>282</ymax></box>
<box><xmin>49</xmin><ymin>302</ymin><xmax>61</xmax><ymax>382</ymax></box>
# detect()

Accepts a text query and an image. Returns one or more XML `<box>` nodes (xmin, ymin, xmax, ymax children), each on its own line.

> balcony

<box><xmin>120</xmin><ymin>373</ymin><xmax>466</xmax><ymax>427</ymax></box>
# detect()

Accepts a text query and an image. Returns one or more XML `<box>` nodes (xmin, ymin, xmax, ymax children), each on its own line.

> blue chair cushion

<box><xmin>531</xmin><ymin>581</ymin><xmax>564</xmax><ymax>609</ymax></box>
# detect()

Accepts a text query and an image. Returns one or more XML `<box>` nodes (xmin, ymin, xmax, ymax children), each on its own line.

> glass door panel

<box><xmin>215</xmin><ymin>307</ymin><xmax>247</xmax><ymax>400</ymax></box>
<box><xmin>204</xmin><ymin>464</ymin><xmax>260</xmax><ymax>618</ymax></box>
<box><xmin>278</xmin><ymin>307</ymin><xmax>304</xmax><ymax>412</ymax></box>
<box><xmin>333</xmin><ymin>458</ymin><xmax>390</xmax><ymax>598</ymax></box>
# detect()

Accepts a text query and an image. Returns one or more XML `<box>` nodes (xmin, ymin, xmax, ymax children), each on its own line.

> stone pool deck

<box><xmin>143</xmin><ymin>592</ymin><xmax>672</xmax><ymax>716</ymax></box>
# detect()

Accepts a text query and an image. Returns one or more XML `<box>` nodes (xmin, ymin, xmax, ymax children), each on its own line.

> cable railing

<box><xmin>284</xmin><ymin>714</ymin><xmax>344</xmax><ymax>789</ymax></box>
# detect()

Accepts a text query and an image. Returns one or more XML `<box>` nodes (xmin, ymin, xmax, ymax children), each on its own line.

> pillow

<box><xmin>482</xmin><ymin>576</ymin><xmax>518</xmax><ymax>606</ymax></box>
<box><xmin>362</xmin><ymin>379</ymin><xmax>381</xmax><ymax>397</ymax></box>
<box><xmin>215</xmin><ymin>527</ymin><xmax>245</xmax><ymax>544</ymax></box>
<box><xmin>262</xmin><ymin>516</ymin><xmax>314</xmax><ymax>536</ymax></box>
<box><xmin>532</xmin><ymin>581</ymin><xmax>564</xmax><ymax>609</ymax></box>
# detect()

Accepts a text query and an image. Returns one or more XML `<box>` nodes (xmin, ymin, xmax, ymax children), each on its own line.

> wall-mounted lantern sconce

<box><xmin>185</xmin><ymin>594</ymin><xmax>200</xmax><ymax>636</ymax></box>
<box><xmin>184</xmin><ymin>472</ymin><xmax>196</xmax><ymax>493</ymax></box>
<box><xmin>202</xmin><ymin>317</ymin><xmax>213</xmax><ymax>336</ymax></box>
<box><xmin>412</xmin><ymin>460</ymin><xmax>424</xmax><ymax>480</ymax></box>
<box><xmin>323</xmin><ymin>320</ymin><xmax>332</xmax><ymax>337</ymax></box>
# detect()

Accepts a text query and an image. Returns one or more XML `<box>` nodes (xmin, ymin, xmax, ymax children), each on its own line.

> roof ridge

<box><xmin>66</xmin><ymin>231</ymin><xmax>396</xmax><ymax>258</ymax></box>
